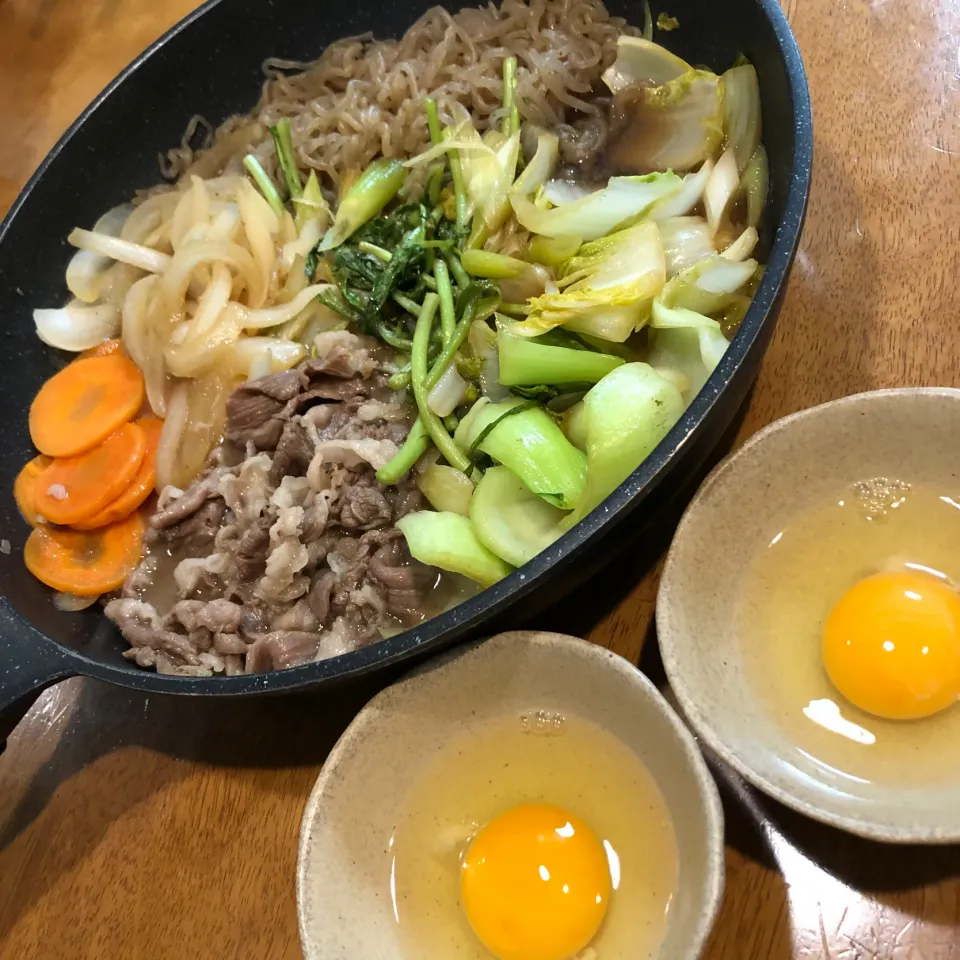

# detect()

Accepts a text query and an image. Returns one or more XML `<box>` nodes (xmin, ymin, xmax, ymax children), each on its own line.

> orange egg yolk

<box><xmin>822</xmin><ymin>570</ymin><xmax>960</xmax><ymax>720</ymax></box>
<box><xmin>460</xmin><ymin>803</ymin><xmax>611</xmax><ymax>960</ymax></box>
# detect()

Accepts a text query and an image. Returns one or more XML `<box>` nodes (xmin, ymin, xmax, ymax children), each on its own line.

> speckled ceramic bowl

<box><xmin>297</xmin><ymin>630</ymin><xmax>724</xmax><ymax>959</ymax></box>
<box><xmin>658</xmin><ymin>388</ymin><xmax>960</xmax><ymax>843</ymax></box>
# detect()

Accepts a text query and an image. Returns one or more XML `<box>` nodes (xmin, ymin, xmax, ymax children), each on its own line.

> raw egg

<box><xmin>740</xmin><ymin>481</ymin><xmax>960</xmax><ymax>788</ymax></box>
<box><xmin>461</xmin><ymin>803</ymin><xmax>610</xmax><ymax>960</ymax></box>
<box><xmin>390</xmin><ymin>712</ymin><xmax>677</xmax><ymax>960</ymax></box>
<box><xmin>822</xmin><ymin>570</ymin><xmax>960</xmax><ymax>720</ymax></box>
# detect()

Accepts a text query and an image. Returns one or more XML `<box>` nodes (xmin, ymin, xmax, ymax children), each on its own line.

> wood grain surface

<box><xmin>1</xmin><ymin>0</ymin><xmax>959</xmax><ymax>957</ymax></box>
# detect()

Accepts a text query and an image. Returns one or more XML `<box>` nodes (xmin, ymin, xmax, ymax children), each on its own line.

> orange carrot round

<box><xmin>29</xmin><ymin>353</ymin><xmax>145</xmax><ymax>458</ymax></box>
<box><xmin>72</xmin><ymin>417</ymin><xmax>162</xmax><ymax>530</ymax></box>
<box><xmin>14</xmin><ymin>455</ymin><xmax>52</xmax><ymax>526</ymax></box>
<box><xmin>79</xmin><ymin>338</ymin><xmax>124</xmax><ymax>360</ymax></box>
<box><xmin>33</xmin><ymin>422</ymin><xmax>147</xmax><ymax>526</ymax></box>
<box><xmin>24</xmin><ymin>511</ymin><xmax>144</xmax><ymax>596</ymax></box>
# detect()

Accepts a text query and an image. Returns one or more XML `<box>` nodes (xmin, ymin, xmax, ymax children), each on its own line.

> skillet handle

<box><xmin>0</xmin><ymin>630</ymin><xmax>73</xmax><ymax>755</ymax></box>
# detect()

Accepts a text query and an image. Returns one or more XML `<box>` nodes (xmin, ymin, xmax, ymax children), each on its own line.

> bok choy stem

<box><xmin>497</xmin><ymin>324</ymin><xmax>625</xmax><ymax>385</ymax></box>
<box><xmin>269</xmin><ymin>118</ymin><xmax>303</xmax><ymax>199</ymax></box>
<box><xmin>243</xmin><ymin>155</ymin><xmax>285</xmax><ymax>219</ymax></box>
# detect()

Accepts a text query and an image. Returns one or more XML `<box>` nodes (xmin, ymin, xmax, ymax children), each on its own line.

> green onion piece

<box><xmin>295</xmin><ymin>169</ymin><xmax>327</xmax><ymax>234</ymax></box>
<box><xmin>376</xmin><ymin>418</ymin><xmax>431</xmax><ymax>485</ymax></box>
<box><xmin>320</xmin><ymin>158</ymin><xmax>407</xmax><ymax>251</ymax></box>
<box><xmin>425</xmin><ymin>97</ymin><xmax>443</xmax><ymax>145</ymax></box>
<box><xmin>424</xmin><ymin>291</ymin><xmax>484</xmax><ymax>392</ymax></box>
<box><xmin>499</xmin><ymin>302</ymin><xmax>532</xmax><ymax>316</ymax></box>
<box><xmin>411</xmin><ymin>294</ymin><xmax>475</xmax><ymax>476</ymax></box>
<box><xmin>444</xmin><ymin>129</ymin><xmax>470</xmax><ymax>232</ymax></box>
<box><xmin>434</xmin><ymin>259</ymin><xmax>457</xmax><ymax>346</ymax></box>
<box><xmin>461</xmin><ymin>248</ymin><xmax>532</xmax><ymax>280</ymax></box>
<box><xmin>243</xmin><ymin>155</ymin><xmax>285</xmax><ymax>219</ymax></box>
<box><xmin>642</xmin><ymin>0</ymin><xmax>654</xmax><ymax>40</ymax></box>
<box><xmin>498</xmin><ymin>324</ymin><xmax>625</xmax><ymax>386</ymax></box>
<box><xmin>501</xmin><ymin>56</ymin><xmax>520</xmax><ymax>137</ymax></box>
<box><xmin>529</xmin><ymin>234</ymin><xmax>581</xmax><ymax>268</ymax></box>
<box><xmin>269</xmin><ymin>118</ymin><xmax>303</xmax><ymax>200</ymax></box>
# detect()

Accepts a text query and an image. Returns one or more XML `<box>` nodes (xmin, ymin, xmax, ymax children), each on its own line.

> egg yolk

<box><xmin>822</xmin><ymin>570</ymin><xmax>960</xmax><ymax>720</ymax></box>
<box><xmin>460</xmin><ymin>803</ymin><xmax>610</xmax><ymax>960</ymax></box>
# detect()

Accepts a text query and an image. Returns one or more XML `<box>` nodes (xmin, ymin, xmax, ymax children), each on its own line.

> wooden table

<box><xmin>1</xmin><ymin>0</ymin><xmax>959</xmax><ymax>956</ymax></box>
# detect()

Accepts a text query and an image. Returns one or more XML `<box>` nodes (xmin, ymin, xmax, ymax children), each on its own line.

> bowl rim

<box><xmin>0</xmin><ymin>0</ymin><xmax>813</xmax><ymax>697</ymax></box>
<box><xmin>296</xmin><ymin>630</ymin><xmax>727</xmax><ymax>958</ymax></box>
<box><xmin>657</xmin><ymin>386</ymin><xmax>960</xmax><ymax>844</ymax></box>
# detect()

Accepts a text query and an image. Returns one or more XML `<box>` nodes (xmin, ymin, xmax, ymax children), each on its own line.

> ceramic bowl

<box><xmin>297</xmin><ymin>630</ymin><xmax>725</xmax><ymax>959</ymax></box>
<box><xmin>658</xmin><ymin>387</ymin><xmax>960</xmax><ymax>843</ymax></box>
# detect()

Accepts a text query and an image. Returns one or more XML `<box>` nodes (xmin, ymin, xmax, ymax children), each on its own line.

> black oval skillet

<box><xmin>0</xmin><ymin>0</ymin><xmax>812</xmax><ymax>748</ymax></box>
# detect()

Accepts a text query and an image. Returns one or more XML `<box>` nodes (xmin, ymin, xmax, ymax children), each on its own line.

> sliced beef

<box><xmin>270</xmin><ymin>420</ymin><xmax>314</xmax><ymax>484</ymax></box>
<box><xmin>337</xmin><ymin>483</ymin><xmax>392</xmax><ymax>531</ymax></box>
<box><xmin>225</xmin><ymin>369</ymin><xmax>302</xmax><ymax>448</ymax></box>
<box><xmin>111</xmin><ymin>333</ymin><xmax>443</xmax><ymax>679</ymax></box>
<box><xmin>369</xmin><ymin>541</ymin><xmax>440</xmax><ymax>622</ymax></box>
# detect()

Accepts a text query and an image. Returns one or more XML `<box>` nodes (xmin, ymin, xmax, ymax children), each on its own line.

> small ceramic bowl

<box><xmin>297</xmin><ymin>630</ymin><xmax>724</xmax><ymax>960</ymax></box>
<box><xmin>658</xmin><ymin>387</ymin><xmax>960</xmax><ymax>843</ymax></box>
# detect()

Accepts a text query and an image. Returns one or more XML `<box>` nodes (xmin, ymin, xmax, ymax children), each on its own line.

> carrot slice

<box><xmin>14</xmin><ymin>455</ymin><xmax>53</xmax><ymax>526</ymax></box>
<box><xmin>79</xmin><ymin>338</ymin><xmax>124</xmax><ymax>360</ymax></box>
<box><xmin>24</xmin><ymin>512</ymin><xmax>144</xmax><ymax>596</ymax></box>
<box><xmin>72</xmin><ymin>417</ymin><xmax>163</xmax><ymax>531</ymax></box>
<box><xmin>33</xmin><ymin>422</ymin><xmax>147</xmax><ymax>526</ymax></box>
<box><xmin>29</xmin><ymin>353</ymin><xmax>145</xmax><ymax>457</ymax></box>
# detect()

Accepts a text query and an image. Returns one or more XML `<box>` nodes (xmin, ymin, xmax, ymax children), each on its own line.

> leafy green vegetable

<box><xmin>562</xmin><ymin>363</ymin><xmax>685</xmax><ymax>528</ymax></box>
<box><xmin>417</xmin><ymin>463</ymin><xmax>475</xmax><ymax>516</ymax></box>
<box><xmin>498</xmin><ymin>323</ymin><xmax>624</xmax><ymax>385</ymax></box>
<box><xmin>320</xmin><ymin>158</ymin><xmax>406</xmax><ymax>251</ymax></box>
<box><xmin>397</xmin><ymin>510</ymin><xmax>513</xmax><ymax>587</ymax></box>
<box><xmin>529</xmin><ymin>234</ymin><xmax>581</xmax><ymax>267</ymax></box>
<box><xmin>651</xmin><ymin>299</ymin><xmax>729</xmax><ymax>371</ymax></box>
<box><xmin>657</xmin><ymin>12</ymin><xmax>680</xmax><ymax>30</ymax></box>
<box><xmin>722</xmin><ymin>63</ymin><xmax>762</xmax><ymax>172</ymax></box>
<box><xmin>647</xmin><ymin>300</ymin><xmax>728</xmax><ymax>403</ymax></box>
<box><xmin>510</xmin><ymin>172</ymin><xmax>682</xmax><ymax>241</ymax></box>
<box><xmin>455</xmin><ymin>398</ymin><xmax>587</xmax><ymax>509</ymax></box>
<box><xmin>607</xmin><ymin>70</ymin><xmax>724</xmax><ymax>174</ymax></box>
<box><xmin>470</xmin><ymin>466</ymin><xmax>566</xmax><ymax>567</ymax></box>
<box><xmin>512</xmin><ymin>220</ymin><xmax>666</xmax><ymax>342</ymax></box>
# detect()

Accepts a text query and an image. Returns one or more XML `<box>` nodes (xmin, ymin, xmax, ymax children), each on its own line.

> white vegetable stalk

<box><xmin>427</xmin><ymin>363</ymin><xmax>468</xmax><ymax>417</ymax></box>
<box><xmin>720</xmin><ymin>227</ymin><xmax>759</xmax><ymax>262</ymax></box>
<box><xmin>704</xmin><ymin>148</ymin><xmax>739</xmax><ymax>236</ymax></box>
<box><xmin>648</xmin><ymin>158</ymin><xmax>713</xmax><ymax>221</ymax></box>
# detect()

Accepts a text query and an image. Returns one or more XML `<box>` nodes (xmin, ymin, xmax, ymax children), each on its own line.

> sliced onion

<box><xmin>66</xmin><ymin>204</ymin><xmax>135</xmax><ymax>303</ymax></box>
<box><xmin>155</xmin><ymin>382</ymin><xmax>190</xmax><ymax>492</ymax></box>
<box><xmin>159</xmin><ymin>239</ymin><xmax>262</xmax><ymax>318</ymax></box>
<box><xmin>35</xmin><ymin>301</ymin><xmax>120</xmax><ymax>351</ymax></box>
<box><xmin>427</xmin><ymin>363</ymin><xmax>468</xmax><ymax>417</ymax></box>
<box><xmin>704</xmin><ymin>148</ymin><xmax>739</xmax><ymax>235</ymax></box>
<box><xmin>232</xmin><ymin>337</ymin><xmax>307</xmax><ymax>380</ymax></box>
<box><xmin>68</xmin><ymin>228</ymin><xmax>171</xmax><ymax>275</ymax></box>
<box><xmin>53</xmin><ymin>592</ymin><xmax>99</xmax><ymax>611</ymax></box>
<box><xmin>281</xmin><ymin>217</ymin><xmax>323</xmax><ymax>270</ymax></box>
<box><xmin>648</xmin><ymin>158</ymin><xmax>714</xmax><ymax>221</ymax></box>
<box><xmin>236</xmin><ymin>180</ymin><xmax>279</xmax><ymax>308</ymax></box>
<box><xmin>236</xmin><ymin>284</ymin><xmax>334</xmax><ymax>330</ymax></box>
